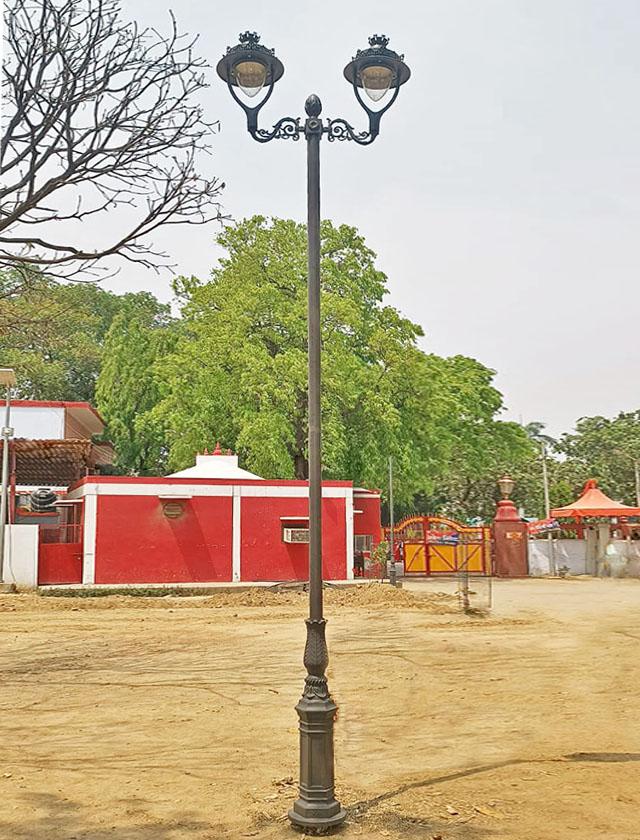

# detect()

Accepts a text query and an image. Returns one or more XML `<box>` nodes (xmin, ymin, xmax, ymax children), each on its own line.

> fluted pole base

<box><xmin>289</xmin><ymin>619</ymin><xmax>346</xmax><ymax>830</ymax></box>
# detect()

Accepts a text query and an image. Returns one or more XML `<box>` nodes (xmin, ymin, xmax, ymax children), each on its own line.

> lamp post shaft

<box><xmin>307</xmin><ymin>118</ymin><xmax>322</xmax><ymax>624</ymax></box>
<box><xmin>389</xmin><ymin>455</ymin><xmax>396</xmax><ymax>586</ymax></box>
<box><xmin>289</xmin><ymin>96</ymin><xmax>346</xmax><ymax>831</ymax></box>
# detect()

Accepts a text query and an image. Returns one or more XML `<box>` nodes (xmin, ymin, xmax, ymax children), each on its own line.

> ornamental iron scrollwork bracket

<box><xmin>253</xmin><ymin>117</ymin><xmax>302</xmax><ymax>142</ymax></box>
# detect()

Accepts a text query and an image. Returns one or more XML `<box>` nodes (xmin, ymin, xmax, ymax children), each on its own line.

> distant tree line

<box><xmin>4</xmin><ymin>217</ymin><xmax>637</xmax><ymax>520</ymax></box>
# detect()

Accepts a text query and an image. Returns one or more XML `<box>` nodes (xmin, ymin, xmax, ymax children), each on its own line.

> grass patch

<box><xmin>38</xmin><ymin>586</ymin><xmax>217</xmax><ymax>598</ymax></box>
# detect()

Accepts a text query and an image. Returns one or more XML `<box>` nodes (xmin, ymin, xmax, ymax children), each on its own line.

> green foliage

<box><xmin>96</xmin><ymin>306</ymin><xmax>176</xmax><ymax>475</ymax></box>
<box><xmin>0</xmin><ymin>269</ymin><xmax>168</xmax><ymax>403</ymax></box>
<box><xmin>13</xmin><ymin>218</ymin><xmax>635</xmax><ymax>518</ymax></box>
<box><xmin>156</xmin><ymin>217</ymin><xmax>518</xmax><ymax>506</ymax></box>
<box><xmin>559</xmin><ymin>411</ymin><xmax>640</xmax><ymax>504</ymax></box>
<box><xmin>424</xmin><ymin>418</ymin><xmax>537</xmax><ymax>522</ymax></box>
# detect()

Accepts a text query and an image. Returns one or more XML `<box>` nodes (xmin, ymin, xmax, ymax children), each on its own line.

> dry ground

<box><xmin>0</xmin><ymin>578</ymin><xmax>638</xmax><ymax>839</ymax></box>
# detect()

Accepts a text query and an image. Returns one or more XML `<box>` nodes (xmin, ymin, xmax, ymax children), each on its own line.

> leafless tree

<box><xmin>1</xmin><ymin>0</ymin><xmax>224</xmax><ymax>280</ymax></box>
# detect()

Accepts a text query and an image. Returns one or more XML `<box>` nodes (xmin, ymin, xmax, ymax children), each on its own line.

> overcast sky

<box><xmin>112</xmin><ymin>0</ymin><xmax>640</xmax><ymax>439</ymax></box>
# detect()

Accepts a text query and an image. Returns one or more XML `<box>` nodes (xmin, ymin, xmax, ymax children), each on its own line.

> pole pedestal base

<box><xmin>288</xmin><ymin>805</ymin><xmax>347</xmax><ymax>830</ymax></box>
<box><xmin>289</xmin><ymin>672</ymin><xmax>346</xmax><ymax>831</ymax></box>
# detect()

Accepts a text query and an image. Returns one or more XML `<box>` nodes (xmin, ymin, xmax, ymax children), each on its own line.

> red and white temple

<box><xmin>2</xmin><ymin>404</ymin><xmax>381</xmax><ymax>587</ymax></box>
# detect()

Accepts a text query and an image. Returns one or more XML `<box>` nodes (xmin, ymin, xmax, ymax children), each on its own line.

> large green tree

<box><xmin>154</xmin><ymin>217</ymin><xmax>522</xmax><ymax>505</ymax></box>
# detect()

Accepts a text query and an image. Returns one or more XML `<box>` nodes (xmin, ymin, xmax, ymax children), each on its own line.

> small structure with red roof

<box><xmin>552</xmin><ymin>478</ymin><xmax>640</xmax><ymax>538</ymax></box>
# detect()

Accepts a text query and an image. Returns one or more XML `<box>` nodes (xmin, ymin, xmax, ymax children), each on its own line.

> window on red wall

<box><xmin>355</xmin><ymin>534</ymin><xmax>373</xmax><ymax>553</ymax></box>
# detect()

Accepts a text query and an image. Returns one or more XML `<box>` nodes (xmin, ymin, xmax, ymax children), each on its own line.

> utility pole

<box><xmin>541</xmin><ymin>443</ymin><xmax>556</xmax><ymax>575</ymax></box>
<box><xmin>388</xmin><ymin>455</ymin><xmax>396</xmax><ymax>587</ymax></box>
<box><xmin>0</xmin><ymin>369</ymin><xmax>16</xmax><ymax>583</ymax></box>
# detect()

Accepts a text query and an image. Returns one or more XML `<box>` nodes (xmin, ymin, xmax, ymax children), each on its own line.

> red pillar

<box><xmin>492</xmin><ymin>498</ymin><xmax>529</xmax><ymax>577</ymax></box>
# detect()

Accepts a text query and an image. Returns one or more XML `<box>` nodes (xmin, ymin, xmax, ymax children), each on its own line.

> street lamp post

<box><xmin>217</xmin><ymin>33</ymin><xmax>410</xmax><ymax>831</ymax></box>
<box><xmin>0</xmin><ymin>368</ymin><xmax>17</xmax><ymax>583</ymax></box>
<box><xmin>388</xmin><ymin>455</ymin><xmax>396</xmax><ymax>587</ymax></box>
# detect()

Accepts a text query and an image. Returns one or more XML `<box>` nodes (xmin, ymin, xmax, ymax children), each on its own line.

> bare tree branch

<box><xmin>0</xmin><ymin>0</ymin><xmax>226</xmax><ymax>280</ymax></box>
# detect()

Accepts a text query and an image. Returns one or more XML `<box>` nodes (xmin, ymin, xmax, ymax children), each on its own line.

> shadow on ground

<box><xmin>0</xmin><ymin>791</ymin><xmax>222</xmax><ymax>840</ymax></box>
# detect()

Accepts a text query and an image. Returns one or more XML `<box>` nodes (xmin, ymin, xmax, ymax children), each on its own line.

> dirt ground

<box><xmin>0</xmin><ymin>578</ymin><xmax>638</xmax><ymax>840</ymax></box>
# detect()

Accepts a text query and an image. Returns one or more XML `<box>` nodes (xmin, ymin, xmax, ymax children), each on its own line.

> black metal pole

<box><xmin>388</xmin><ymin>454</ymin><xmax>396</xmax><ymax>587</ymax></box>
<box><xmin>289</xmin><ymin>94</ymin><xmax>346</xmax><ymax>831</ymax></box>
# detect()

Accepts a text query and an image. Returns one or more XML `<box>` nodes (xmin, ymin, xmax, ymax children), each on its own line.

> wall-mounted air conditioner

<box><xmin>283</xmin><ymin>527</ymin><xmax>310</xmax><ymax>544</ymax></box>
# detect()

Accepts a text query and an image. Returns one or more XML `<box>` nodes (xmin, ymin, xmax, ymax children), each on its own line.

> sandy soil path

<box><xmin>0</xmin><ymin>579</ymin><xmax>637</xmax><ymax>839</ymax></box>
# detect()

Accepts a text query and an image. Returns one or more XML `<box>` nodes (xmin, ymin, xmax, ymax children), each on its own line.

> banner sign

<box><xmin>527</xmin><ymin>518</ymin><xmax>560</xmax><ymax>535</ymax></box>
<box><xmin>425</xmin><ymin>530</ymin><xmax>459</xmax><ymax>545</ymax></box>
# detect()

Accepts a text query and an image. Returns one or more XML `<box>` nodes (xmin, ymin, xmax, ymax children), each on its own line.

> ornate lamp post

<box><xmin>218</xmin><ymin>32</ymin><xmax>410</xmax><ymax>831</ymax></box>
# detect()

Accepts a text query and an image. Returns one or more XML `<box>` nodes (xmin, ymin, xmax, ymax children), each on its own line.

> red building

<box><xmin>62</xmin><ymin>448</ymin><xmax>380</xmax><ymax>586</ymax></box>
<box><xmin>4</xmin><ymin>417</ymin><xmax>381</xmax><ymax>586</ymax></box>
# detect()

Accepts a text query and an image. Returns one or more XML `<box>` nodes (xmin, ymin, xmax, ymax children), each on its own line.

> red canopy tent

<box><xmin>552</xmin><ymin>479</ymin><xmax>640</xmax><ymax>518</ymax></box>
<box><xmin>552</xmin><ymin>479</ymin><xmax>640</xmax><ymax>537</ymax></box>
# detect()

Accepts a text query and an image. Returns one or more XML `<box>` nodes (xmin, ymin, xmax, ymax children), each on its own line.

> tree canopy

<box><xmin>96</xmin><ymin>306</ymin><xmax>176</xmax><ymax>474</ymax></box>
<box><xmin>559</xmin><ymin>412</ymin><xmax>640</xmax><ymax>506</ymax></box>
<box><xmin>5</xmin><ymin>215</ymin><xmax>636</xmax><ymax>520</ymax></box>
<box><xmin>0</xmin><ymin>268</ymin><xmax>170</xmax><ymax>402</ymax></box>
<box><xmin>150</xmin><ymin>217</ymin><xmax>529</xmax><ymax>506</ymax></box>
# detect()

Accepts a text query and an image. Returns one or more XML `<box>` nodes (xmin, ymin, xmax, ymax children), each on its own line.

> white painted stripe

<box><xmin>82</xmin><ymin>493</ymin><xmax>97</xmax><ymax>585</ymax></box>
<box><xmin>66</xmin><ymin>482</ymin><xmax>350</xmax><ymax>499</ymax></box>
<box><xmin>345</xmin><ymin>491</ymin><xmax>354</xmax><ymax>580</ymax></box>
<box><xmin>238</xmin><ymin>485</ymin><xmax>349</xmax><ymax>499</ymax></box>
<box><xmin>232</xmin><ymin>487</ymin><xmax>241</xmax><ymax>582</ymax></box>
<box><xmin>70</xmin><ymin>483</ymin><xmax>233</xmax><ymax>498</ymax></box>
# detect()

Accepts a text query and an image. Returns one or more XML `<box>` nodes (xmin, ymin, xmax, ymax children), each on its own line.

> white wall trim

<box><xmin>82</xmin><ymin>493</ymin><xmax>97</xmax><ymax>584</ymax></box>
<box><xmin>66</xmin><ymin>482</ymin><xmax>350</xmax><ymax>499</ymax></box>
<box><xmin>232</xmin><ymin>487</ymin><xmax>241</xmax><ymax>582</ymax></box>
<box><xmin>345</xmin><ymin>491</ymin><xmax>354</xmax><ymax>580</ymax></box>
<box><xmin>238</xmin><ymin>485</ymin><xmax>349</xmax><ymax>499</ymax></box>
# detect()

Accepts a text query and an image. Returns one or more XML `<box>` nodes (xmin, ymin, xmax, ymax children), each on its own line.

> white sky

<box><xmin>109</xmin><ymin>0</ymin><xmax>640</xmax><ymax>439</ymax></box>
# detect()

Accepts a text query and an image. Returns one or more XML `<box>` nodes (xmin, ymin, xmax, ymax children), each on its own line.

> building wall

<box><xmin>64</xmin><ymin>411</ymin><xmax>96</xmax><ymax>440</ymax></box>
<box><xmin>94</xmin><ymin>495</ymin><xmax>233</xmax><ymax>584</ymax></box>
<box><xmin>528</xmin><ymin>539</ymin><xmax>587</xmax><ymax>576</ymax></box>
<box><xmin>2</xmin><ymin>524</ymin><xmax>39</xmax><ymax>587</ymax></box>
<box><xmin>240</xmin><ymin>496</ymin><xmax>346</xmax><ymax>581</ymax></box>
<box><xmin>61</xmin><ymin>477</ymin><xmax>374</xmax><ymax>585</ymax></box>
<box><xmin>11</xmin><ymin>405</ymin><xmax>65</xmax><ymax>439</ymax></box>
<box><xmin>353</xmin><ymin>493</ymin><xmax>381</xmax><ymax>543</ymax></box>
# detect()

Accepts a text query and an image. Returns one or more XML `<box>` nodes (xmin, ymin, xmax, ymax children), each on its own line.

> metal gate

<box><xmin>386</xmin><ymin>515</ymin><xmax>492</xmax><ymax>576</ymax></box>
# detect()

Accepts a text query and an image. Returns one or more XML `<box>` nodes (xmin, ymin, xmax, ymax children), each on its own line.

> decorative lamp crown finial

<box><xmin>213</xmin><ymin>442</ymin><xmax>222</xmax><ymax>455</ymax></box>
<box><xmin>203</xmin><ymin>448</ymin><xmax>209</xmax><ymax>455</ymax></box>
<box><xmin>584</xmin><ymin>478</ymin><xmax>598</xmax><ymax>491</ymax></box>
<box><xmin>305</xmin><ymin>94</ymin><xmax>322</xmax><ymax>117</ymax></box>
<box><xmin>239</xmin><ymin>31</ymin><xmax>260</xmax><ymax>47</ymax></box>
<box><xmin>368</xmin><ymin>34</ymin><xmax>390</xmax><ymax>49</ymax></box>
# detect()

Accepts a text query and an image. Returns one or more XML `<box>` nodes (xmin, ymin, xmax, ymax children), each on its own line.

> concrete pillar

<box><xmin>585</xmin><ymin>527</ymin><xmax>597</xmax><ymax>575</ymax></box>
<box><xmin>493</xmin><ymin>498</ymin><xmax>529</xmax><ymax>577</ymax></box>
